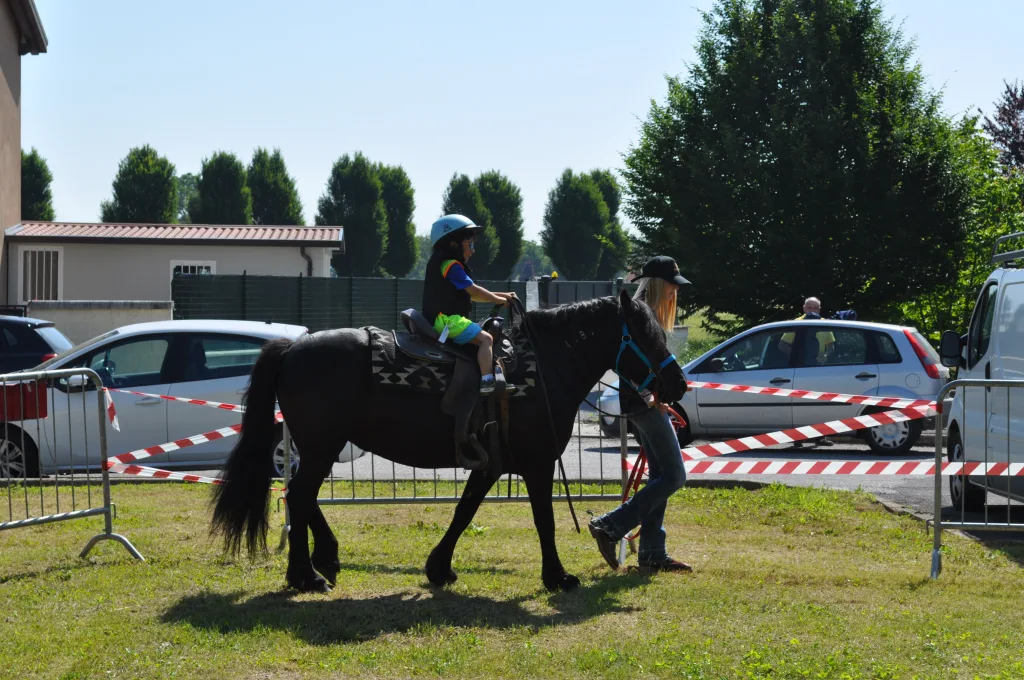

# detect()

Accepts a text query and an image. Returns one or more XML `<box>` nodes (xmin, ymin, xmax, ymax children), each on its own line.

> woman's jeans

<box><xmin>597</xmin><ymin>407</ymin><xmax>686</xmax><ymax>562</ymax></box>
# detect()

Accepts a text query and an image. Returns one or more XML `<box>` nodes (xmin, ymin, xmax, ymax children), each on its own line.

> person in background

<box><xmin>779</xmin><ymin>296</ymin><xmax>836</xmax><ymax>448</ymax></box>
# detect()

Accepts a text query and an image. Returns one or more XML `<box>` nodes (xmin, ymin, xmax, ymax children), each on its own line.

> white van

<box><xmin>939</xmin><ymin>232</ymin><xmax>1024</xmax><ymax>510</ymax></box>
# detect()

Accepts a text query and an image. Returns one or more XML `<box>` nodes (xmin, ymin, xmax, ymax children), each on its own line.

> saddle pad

<box><xmin>367</xmin><ymin>325</ymin><xmax>539</xmax><ymax>396</ymax></box>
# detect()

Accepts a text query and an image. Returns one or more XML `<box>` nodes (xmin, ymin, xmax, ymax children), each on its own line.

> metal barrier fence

<box><xmin>275</xmin><ymin>397</ymin><xmax>632</xmax><ymax>512</ymax></box>
<box><xmin>931</xmin><ymin>378</ymin><xmax>1024</xmax><ymax>578</ymax></box>
<box><xmin>0</xmin><ymin>368</ymin><xmax>142</xmax><ymax>560</ymax></box>
<box><xmin>172</xmin><ymin>273</ymin><xmax>529</xmax><ymax>333</ymax></box>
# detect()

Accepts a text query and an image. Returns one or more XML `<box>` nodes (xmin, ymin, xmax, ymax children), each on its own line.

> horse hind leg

<box><xmin>310</xmin><ymin>500</ymin><xmax>340</xmax><ymax>587</ymax></box>
<box><xmin>284</xmin><ymin>445</ymin><xmax>338</xmax><ymax>593</ymax></box>
<box><xmin>426</xmin><ymin>470</ymin><xmax>496</xmax><ymax>586</ymax></box>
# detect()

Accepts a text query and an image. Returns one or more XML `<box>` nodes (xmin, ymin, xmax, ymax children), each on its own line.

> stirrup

<box><xmin>456</xmin><ymin>434</ymin><xmax>490</xmax><ymax>471</ymax></box>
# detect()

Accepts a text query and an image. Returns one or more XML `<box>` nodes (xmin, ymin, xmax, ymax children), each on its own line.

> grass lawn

<box><xmin>2</xmin><ymin>482</ymin><xmax>1024</xmax><ymax>679</ymax></box>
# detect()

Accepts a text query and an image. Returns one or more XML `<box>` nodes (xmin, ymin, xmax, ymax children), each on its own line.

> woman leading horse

<box><xmin>212</xmin><ymin>283</ymin><xmax>687</xmax><ymax>593</ymax></box>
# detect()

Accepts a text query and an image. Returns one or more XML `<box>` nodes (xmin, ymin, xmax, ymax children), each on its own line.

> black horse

<box><xmin>212</xmin><ymin>289</ymin><xmax>687</xmax><ymax>593</ymax></box>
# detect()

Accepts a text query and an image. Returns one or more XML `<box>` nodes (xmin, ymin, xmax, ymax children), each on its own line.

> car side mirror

<box><xmin>65</xmin><ymin>374</ymin><xmax>91</xmax><ymax>392</ymax></box>
<box><xmin>709</xmin><ymin>357</ymin><xmax>725</xmax><ymax>373</ymax></box>
<box><xmin>939</xmin><ymin>330</ymin><xmax>961</xmax><ymax>368</ymax></box>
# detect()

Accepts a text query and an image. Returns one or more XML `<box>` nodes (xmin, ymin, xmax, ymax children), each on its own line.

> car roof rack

<box><xmin>992</xmin><ymin>232</ymin><xmax>1024</xmax><ymax>266</ymax></box>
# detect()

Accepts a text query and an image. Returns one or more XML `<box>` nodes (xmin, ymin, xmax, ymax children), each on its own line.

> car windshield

<box><xmin>34</xmin><ymin>330</ymin><xmax>120</xmax><ymax>370</ymax></box>
<box><xmin>36</xmin><ymin>326</ymin><xmax>74</xmax><ymax>353</ymax></box>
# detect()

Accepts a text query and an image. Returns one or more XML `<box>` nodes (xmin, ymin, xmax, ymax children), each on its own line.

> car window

<box><xmin>178</xmin><ymin>335</ymin><xmax>266</xmax><ymax>382</ymax></box>
<box><xmin>800</xmin><ymin>328</ymin><xmax>869</xmax><ymax>367</ymax></box>
<box><xmin>2</xmin><ymin>327</ymin><xmax>17</xmax><ymax>348</ymax></box>
<box><xmin>968</xmin><ymin>283</ymin><xmax>998</xmax><ymax>369</ymax></box>
<box><xmin>75</xmin><ymin>338</ymin><xmax>171</xmax><ymax>388</ymax></box>
<box><xmin>705</xmin><ymin>329</ymin><xmax>791</xmax><ymax>372</ymax></box>
<box><xmin>874</xmin><ymin>332</ymin><xmax>902</xmax><ymax>364</ymax></box>
<box><xmin>36</xmin><ymin>329</ymin><xmax>120</xmax><ymax>370</ymax></box>
<box><xmin>35</xmin><ymin>326</ymin><xmax>73</xmax><ymax>353</ymax></box>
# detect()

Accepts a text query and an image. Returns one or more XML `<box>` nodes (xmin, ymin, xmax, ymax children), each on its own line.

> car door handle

<box><xmin>855</xmin><ymin>372</ymin><xmax>876</xmax><ymax>379</ymax></box>
<box><xmin>135</xmin><ymin>397</ymin><xmax>162</xmax><ymax>406</ymax></box>
<box><xmin>770</xmin><ymin>378</ymin><xmax>791</xmax><ymax>385</ymax></box>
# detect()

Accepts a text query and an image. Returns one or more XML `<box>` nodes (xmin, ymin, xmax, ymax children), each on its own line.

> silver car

<box><xmin>2</xmin><ymin>319</ymin><xmax>363</xmax><ymax>477</ymax></box>
<box><xmin>598</xmin><ymin>319</ymin><xmax>948</xmax><ymax>454</ymax></box>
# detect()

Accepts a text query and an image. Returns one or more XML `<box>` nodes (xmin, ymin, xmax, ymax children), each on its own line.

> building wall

<box><xmin>0</xmin><ymin>1</ymin><xmax>23</xmax><ymax>303</ymax></box>
<box><xmin>25</xmin><ymin>300</ymin><xmax>174</xmax><ymax>344</ymax></box>
<box><xmin>6</xmin><ymin>241</ymin><xmax>338</xmax><ymax>303</ymax></box>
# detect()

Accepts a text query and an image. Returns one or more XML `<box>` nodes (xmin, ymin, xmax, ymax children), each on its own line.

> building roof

<box><xmin>6</xmin><ymin>222</ymin><xmax>344</xmax><ymax>249</ymax></box>
<box><xmin>7</xmin><ymin>0</ymin><xmax>47</xmax><ymax>55</ymax></box>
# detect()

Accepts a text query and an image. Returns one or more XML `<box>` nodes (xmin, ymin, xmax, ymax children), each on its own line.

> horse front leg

<box><xmin>426</xmin><ymin>469</ymin><xmax>496</xmax><ymax>586</ymax></box>
<box><xmin>523</xmin><ymin>458</ymin><xmax>580</xmax><ymax>592</ymax></box>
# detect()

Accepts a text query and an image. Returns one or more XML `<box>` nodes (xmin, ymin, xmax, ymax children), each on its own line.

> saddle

<box><xmin>394</xmin><ymin>309</ymin><xmax>516</xmax><ymax>478</ymax></box>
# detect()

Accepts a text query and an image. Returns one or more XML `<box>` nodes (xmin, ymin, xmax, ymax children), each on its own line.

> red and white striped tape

<box><xmin>107</xmin><ymin>388</ymin><xmax>246</xmax><ymax>413</ymax></box>
<box><xmin>104</xmin><ymin>412</ymin><xmax>283</xmax><ymax>466</ymax></box>
<box><xmin>675</xmin><ymin>404</ymin><xmax>933</xmax><ymax>462</ymax></box>
<box><xmin>687</xmin><ymin>380</ymin><xmax>938</xmax><ymax>411</ymax></box>
<box><xmin>107</xmin><ymin>463</ymin><xmax>224</xmax><ymax>485</ymax></box>
<box><xmin>103</xmin><ymin>389</ymin><xmax>120</xmax><ymax>431</ymax></box>
<box><xmin>624</xmin><ymin>458</ymin><xmax>1024</xmax><ymax>477</ymax></box>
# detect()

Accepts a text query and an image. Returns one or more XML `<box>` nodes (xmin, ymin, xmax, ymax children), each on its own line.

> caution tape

<box><xmin>624</xmin><ymin>458</ymin><xmax>1024</xmax><ymax>477</ymax></box>
<box><xmin>107</xmin><ymin>388</ymin><xmax>246</xmax><ymax>413</ymax></box>
<box><xmin>675</xmin><ymin>404</ymin><xmax>933</xmax><ymax>462</ymax></box>
<box><xmin>103</xmin><ymin>389</ymin><xmax>120</xmax><ymax>431</ymax></box>
<box><xmin>107</xmin><ymin>463</ymin><xmax>224</xmax><ymax>484</ymax></box>
<box><xmin>687</xmin><ymin>380</ymin><xmax>938</xmax><ymax>411</ymax></box>
<box><xmin>104</xmin><ymin>412</ymin><xmax>284</xmax><ymax>466</ymax></box>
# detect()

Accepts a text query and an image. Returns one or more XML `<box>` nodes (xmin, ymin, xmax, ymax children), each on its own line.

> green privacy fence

<box><xmin>172</xmin><ymin>273</ymin><xmax>528</xmax><ymax>332</ymax></box>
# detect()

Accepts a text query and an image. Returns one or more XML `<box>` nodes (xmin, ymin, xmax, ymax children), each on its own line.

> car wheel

<box><xmin>864</xmin><ymin>411</ymin><xmax>923</xmax><ymax>455</ymax></box>
<box><xmin>599</xmin><ymin>415</ymin><xmax>620</xmax><ymax>438</ymax></box>
<box><xmin>947</xmin><ymin>429</ymin><xmax>985</xmax><ymax>513</ymax></box>
<box><xmin>0</xmin><ymin>429</ymin><xmax>40</xmax><ymax>479</ymax></box>
<box><xmin>271</xmin><ymin>428</ymin><xmax>300</xmax><ymax>478</ymax></box>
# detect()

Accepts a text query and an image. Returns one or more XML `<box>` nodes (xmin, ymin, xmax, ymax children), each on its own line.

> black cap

<box><xmin>631</xmin><ymin>256</ymin><xmax>690</xmax><ymax>286</ymax></box>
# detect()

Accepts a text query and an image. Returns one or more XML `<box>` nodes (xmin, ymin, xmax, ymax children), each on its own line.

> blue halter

<box><xmin>614</xmin><ymin>322</ymin><xmax>677</xmax><ymax>394</ymax></box>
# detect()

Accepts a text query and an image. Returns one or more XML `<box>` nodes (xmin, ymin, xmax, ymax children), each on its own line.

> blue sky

<box><xmin>21</xmin><ymin>0</ymin><xmax>1024</xmax><ymax>241</ymax></box>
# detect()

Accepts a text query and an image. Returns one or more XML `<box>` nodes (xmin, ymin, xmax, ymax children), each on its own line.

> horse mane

<box><xmin>519</xmin><ymin>296</ymin><xmax>619</xmax><ymax>334</ymax></box>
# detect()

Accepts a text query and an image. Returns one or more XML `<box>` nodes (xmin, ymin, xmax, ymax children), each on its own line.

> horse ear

<box><xmin>619</xmin><ymin>288</ymin><xmax>636</xmax><ymax>319</ymax></box>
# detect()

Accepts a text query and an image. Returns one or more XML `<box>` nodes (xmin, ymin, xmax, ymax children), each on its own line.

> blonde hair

<box><xmin>635</xmin><ymin>277</ymin><xmax>677</xmax><ymax>333</ymax></box>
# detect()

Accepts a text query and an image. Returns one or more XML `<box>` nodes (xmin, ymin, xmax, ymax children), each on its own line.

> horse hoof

<box><xmin>426</xmin><ymin>565</ymin><xmax>458</xmax><ymax>587</ymax></box>
<box><xmin>289</xmin><ymin>574</ymin><xmax>332</xmax><ymax>593</ymax></box>
<box><xmin>544</xmin><ymin>572</ymin><xmax>580</xmax><ymax>592</ymax></box>
<box><xmin>314</xmin><ymin>560</ymin><xmax>341</xmax><ymax>587</ymax></box>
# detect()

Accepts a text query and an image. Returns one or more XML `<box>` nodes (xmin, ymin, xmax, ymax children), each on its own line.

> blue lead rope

<box><xmin>614</xmin><ymin>322</ymin><xmax>677</xmax><ymax>394</ymax></box>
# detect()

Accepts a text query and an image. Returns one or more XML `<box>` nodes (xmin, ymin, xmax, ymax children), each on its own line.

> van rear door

<box><xmin>986</xmin><ymin>278</ymin><xmax>1024</xmax><ymax>501</ymax></box>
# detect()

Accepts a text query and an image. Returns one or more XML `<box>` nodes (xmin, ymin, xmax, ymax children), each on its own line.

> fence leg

<box><xmin>278</xmin><ymin>422</ymin><xmax>292</xmax><ymax>552</ymax></box>
<box><xmin>617</xmin><ymin>421</ymin><xmax>629</xmax><ymax>566</ymax></box>
<box><xmin>81</xmin><ymin>380</ymin><xmax>143</xmax><ymax>561</ymax></box>
<box><xmin>931</xmin><ymin>407</ymin><xmax>945</xmax><ymax>579</ymax></box>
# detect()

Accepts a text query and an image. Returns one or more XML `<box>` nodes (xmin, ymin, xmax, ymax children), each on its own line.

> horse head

<box><xmin>616</xmin><ymin>288</ymin><xmax>687</xmax><ymax>405</ymax></box>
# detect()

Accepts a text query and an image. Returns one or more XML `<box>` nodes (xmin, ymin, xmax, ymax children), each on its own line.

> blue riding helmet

<box><xmin>430</xmin><ymin>214</ymin><xmax>481</xmax><ymax>246</ymax></box>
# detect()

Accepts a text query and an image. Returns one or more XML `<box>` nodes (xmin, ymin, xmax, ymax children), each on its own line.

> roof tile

<box><xmin>8</xmin><ymin>222</ymin><xmax>342</xmax><ymax>244</ymax></box>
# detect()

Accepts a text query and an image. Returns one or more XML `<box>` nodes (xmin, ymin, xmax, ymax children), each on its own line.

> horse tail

<box><xmin>211</xmin><ymin>337</ymin><xmax>292</xmax><ymax>556</ymax></box>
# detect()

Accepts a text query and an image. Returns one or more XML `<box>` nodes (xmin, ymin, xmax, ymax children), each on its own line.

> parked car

<box><xmin>598</xmin><ymin>319</ymin><xmax>947</xmax><ymax>455</ymax></box>
<box><xmin>939</xmin><ymin>232</ymin><xmax>1024</xmax><ymax>511</ymax></box>
<box><xmin>0</xmin><ymin>319</ymin><xmax>363</xmax><ymax>478</ymax></box>
<box><xmin>0</xmin><ymin>315</ymin><xmax>74</xmax><ymax>374</ymax></box>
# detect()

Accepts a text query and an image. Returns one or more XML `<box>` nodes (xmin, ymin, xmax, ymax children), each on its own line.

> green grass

<box><xmin>3</xmin><ymin>482</ymin><xmax>1024</xmax><ymax>679</ymax></box>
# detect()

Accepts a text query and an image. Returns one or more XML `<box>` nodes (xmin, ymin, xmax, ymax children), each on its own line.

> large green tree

<box><xmin>175</xmin><ymin>173</ymin><xmax>198</xmax><ymax>223</ymax></box>
<box><xmin>376</xmin><ymin>163</ymin><xmax>418</xmax><ymax>277</ymax></box>
<box><xmin>902</xmin><ymin>121</ymin><xmax>1024</xmax><ymax>341</ymax></box>
<box><xmin>100</xmin><ymin>145</ymin><xmax>178</xmax><ymax>223</ymax></box>
<box><xmin>441</xmin><ymin>173</ymin><xmax>499</xmax><ymax>277</ymax></box>
<box><xmin>474</xmin><ymin>170</ymin><xmax>524</xmax><ymax>280</ymax></box>
<box><xmin>589</xmin><ymin>169</ymin><xmax>631</xmax><ymax>279</ymax></box>
<box><xmin>248</xmin><ymin>147</ymin><xmax>304</xmax><ymax>225</ymax></box>
<box><xmin>540</xmin><ymin>169</ymin><xmax>609</xmax><ymax>279</ymax></box>
<box><xmin>315</xmin><ymin>152</ymin><xmax>387</xmax><ymax>276</ymax></box>
<box><xmin>982</xmin><ymin>80</ymin><xmax>1024</xmax><ymax>173</ymax></box>
<box><xmin>188</xmin><ymin>152</ymin><xmax>253</xmax><ymax>225</ymax></box>
<box><xmin>407</xmin><ymin>234</ymin><xmax>433</xmax><ymax>279</ymax></box>
<box><xmin>624</xmin><ymin>0</ymin><xmax>976</xmax><ymax>331</ymax></box>
<box><xmin>21</xmin><ymin>148</ymin><xmax>55</xmax><ymax>221</ymax></box>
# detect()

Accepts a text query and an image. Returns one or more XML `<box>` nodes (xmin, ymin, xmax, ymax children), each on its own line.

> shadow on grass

<box><xmin>161</xmin><ymin>571</ymin><xmax>651</xmax><ymax>643</ymax></box>
<box><xmin>940</xmin><ymin>504</ymin><xmax>1024</xmax><ymax>568</ymax></box>
<box><xmin>333</xmin><ymin>562</ymin><xmax>516</xmax><ymax>577</ymax></box>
